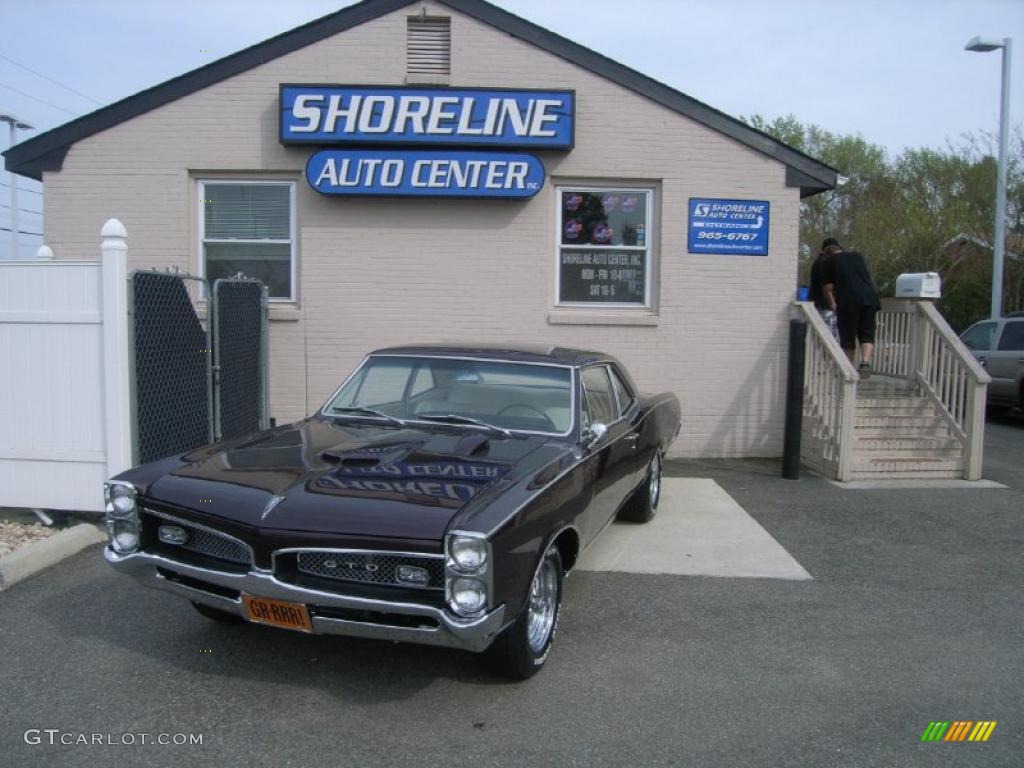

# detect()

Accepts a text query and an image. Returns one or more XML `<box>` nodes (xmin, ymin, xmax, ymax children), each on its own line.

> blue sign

<box><xmin>688</xmin><ymin>198</ymin><xmax>770</xmax><ymax>255</ymax></box>
<box><xmin>281</xmin><ymin>85</ymin><xmax>574</xmax><ymax>148</ymax></box>
<box><xmin>306</xmin><ymin>149</ymin><xmax>545</xmax><ymax>198</ymax></box>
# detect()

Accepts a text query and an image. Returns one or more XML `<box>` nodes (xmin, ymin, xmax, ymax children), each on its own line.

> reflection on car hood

<box><xmin>145</xmin><ymin>416</ymin><xmax>550</xmax><ymax>540</ymax></box>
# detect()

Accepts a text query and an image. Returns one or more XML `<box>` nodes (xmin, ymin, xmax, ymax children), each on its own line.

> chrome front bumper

<box><xmin>104</xmin><ymin>547</ymin><xmax>506</xmax><ymax>653</ymax></box>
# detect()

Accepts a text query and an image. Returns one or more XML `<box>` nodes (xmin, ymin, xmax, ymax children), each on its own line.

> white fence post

<box><xmin>101</xmin><ymin>219</ymin><xmax>132</xmax><ymax>478</ymax></box>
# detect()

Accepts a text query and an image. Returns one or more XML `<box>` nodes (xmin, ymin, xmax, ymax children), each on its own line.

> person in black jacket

<box><xmin>821</xmin><ymin>238</ymin><xmax>881</xmax><ymax>378</ymax></box>
<box><xmin>808</xmin><ymin>246</ymin><xmax>838</xmax><ymax>339</ymax></box>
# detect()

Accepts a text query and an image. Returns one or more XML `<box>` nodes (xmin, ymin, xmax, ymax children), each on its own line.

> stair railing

<box><xmin>796</xmin><ymin>302</ymin><xmax>859</xmax><ymax>481</ymax></box>
<box><xmin>874</xmin><ymin>299</ymin><xmax>991</xmax><ymax>479</ymax></box>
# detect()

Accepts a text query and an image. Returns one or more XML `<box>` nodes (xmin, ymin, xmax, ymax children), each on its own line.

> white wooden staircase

<box><xmin>798</xmin><ymin>299</ymin><xmax>990</xmax><ymax>482</ymax></box>
<box><xmin>852</xmin><ymin>376</ymin><xmax>964</xmax><ymax>479</ymax></box>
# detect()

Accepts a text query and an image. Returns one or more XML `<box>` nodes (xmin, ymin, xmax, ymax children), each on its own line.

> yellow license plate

<box><xmin>242</xmin><ymin>595</ymin><xmax>312</xmax><ymax>633</ymax></box>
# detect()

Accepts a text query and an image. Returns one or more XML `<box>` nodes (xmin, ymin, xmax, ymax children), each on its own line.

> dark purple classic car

<box><xmin>104</xmin><ymin>345</ymin><xmax>681</xmax><ymax>678</ymax></box>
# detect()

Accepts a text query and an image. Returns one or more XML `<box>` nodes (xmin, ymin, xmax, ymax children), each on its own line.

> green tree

<box><xmin>744</xmin><ymin>114</ymin><xmax>1024</xmax><ymax>330</ymax></box>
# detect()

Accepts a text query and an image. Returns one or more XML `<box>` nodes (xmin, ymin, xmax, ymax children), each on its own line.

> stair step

<box><xmin>855</xmin><ymin>415</ymin><xmax>949</xmax><ymax>429</ymax></box>
<box><xmin>852</xmin><ymin>456</ymin><xmax>964</xmax><ymax>473</ymax></box>
<box><xmin>849</xmin><ymin>469</ymin><xmax>965</xmax><ymax>480</ymax></box>
<box><xmin>855</xmin><ymin>436</ymin><xmax>961</xmax><ymax>452</ymax></box>
<box><xmin>854</xmin><ymin>425</ymin><xmax>954</xmax><ymax>438</ymax></box>
<box><xmin>856</xmin><ymin>399</ymin><xmax>937</xmax><ymax>411</ymax></box>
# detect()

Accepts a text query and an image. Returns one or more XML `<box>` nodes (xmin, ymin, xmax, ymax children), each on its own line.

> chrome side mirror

<box><xmin>582</xmin><ymin>422</ymin><xmax>608</xmax><ymax>448</ymax></box>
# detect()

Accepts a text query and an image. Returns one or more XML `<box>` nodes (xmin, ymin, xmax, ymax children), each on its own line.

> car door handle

<box><xmin>623</xmin><ymin>432</ymin><xmax>640</xmax><ymax>446</ymax></box>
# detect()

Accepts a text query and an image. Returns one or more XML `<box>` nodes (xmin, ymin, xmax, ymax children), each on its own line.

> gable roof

<box><xmin>3</xmin><ymin>0</ymin><xmax>837</xmax><ymax>195</ymax></box>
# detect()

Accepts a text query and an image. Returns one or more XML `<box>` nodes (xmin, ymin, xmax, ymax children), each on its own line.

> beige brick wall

<box><xmin>42</xmin><ymin>2</ymin><xmax>800</xmax><ymax>458</ymax></box>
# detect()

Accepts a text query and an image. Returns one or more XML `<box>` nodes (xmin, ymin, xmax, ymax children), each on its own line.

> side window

<box><xmin>608</xmin><ymin>367</ymin><xmax>634</xmax><ymax>414</ymax></box>
<box><xmin>581</xmin><ymin>366</ymin><xmax>616</xmax><ymax>425</ymax></box>
<box><xmin>961</xmin><ymin>322</ymin><xmax>997</xmax><ymax>351</ymax></box>
<box><xmin>996</xmin><ymin>321</ymin><xmax>1024</xmax><ymax>351</ymax></box>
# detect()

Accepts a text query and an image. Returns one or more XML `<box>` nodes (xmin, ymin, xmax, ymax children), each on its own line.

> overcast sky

<box><xmin>1</xmin><ymin>0</ymin><xmax>1022</xmax><ymax>256</ymax></box>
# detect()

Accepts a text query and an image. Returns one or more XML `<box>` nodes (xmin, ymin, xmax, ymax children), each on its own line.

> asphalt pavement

<box><xmin>1</xmin><ymin>417</ymin><xmax>1021</xmax><ymax>767</ymax></box>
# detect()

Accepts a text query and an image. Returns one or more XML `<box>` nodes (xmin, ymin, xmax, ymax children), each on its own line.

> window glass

<box><xmin>581</xmin><ymin>366</ymin><xmax>616</xmax><ymax>425</ymax></box>
<box><xmin>202</xmin><ymin>182</ymin><xmax>293</xmax><ymax>299</ymax></box>
<box><xmin>996</xmin><ymin>321</ymin><xmax>1024</xmax><ymax>351</ymax></box>
<box><xmin>961</xmin><ymin>322</ymin><xmax>997</xmax><ymax>351</ymax></box>
<box><xmin>608</xmin><ymin>367</ymin><xmax>634</xmax><ymax>414</ymax></box>
<box><xmin>558</xmin><ymin>188</ymin><xmax>650</xmax><ymax>306</ymax></box>
<box><xmin>325</xmin><ymin>357</ymin><xmax>573</xmax><ymax>434</ymax></box>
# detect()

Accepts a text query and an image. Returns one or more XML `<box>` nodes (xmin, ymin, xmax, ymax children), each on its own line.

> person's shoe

<box><xmin>858</xmin><ymin>363</ymin><xmax>871</xmax><ymax>380</ymax></box>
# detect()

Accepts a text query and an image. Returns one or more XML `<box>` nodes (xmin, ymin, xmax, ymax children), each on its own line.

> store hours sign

<box><xmin>688</xmin><ymin>198</ymin><xmax>770</xmax><ymax>255</ymax></box>
<box><xmin>282</xmin><ymin>85</ymin><xmax>573</xmax><ymax>198</ymax></box>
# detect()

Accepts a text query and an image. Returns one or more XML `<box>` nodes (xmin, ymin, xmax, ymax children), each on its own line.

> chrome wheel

<box><xmin>526</xmin><ymin>554</ymin><xmax>559</xmax><ymax>653</ymax></box>
<box><xmin>649</xmin><ymin>453</ymin><xmax>662</xmax><ymax>509</ymax></box>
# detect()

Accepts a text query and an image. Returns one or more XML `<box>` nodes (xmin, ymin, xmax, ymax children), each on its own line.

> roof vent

<box><xmin>407</xmin><ymin>16</ymin><xmax>451</xmax><ymax>83</ymax></box>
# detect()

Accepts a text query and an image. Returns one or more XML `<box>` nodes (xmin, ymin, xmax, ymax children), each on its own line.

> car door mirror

<box><xmin>581</xmin><ymin>422</ymin><xmax>608</xmax><ymax>448</ymax></box>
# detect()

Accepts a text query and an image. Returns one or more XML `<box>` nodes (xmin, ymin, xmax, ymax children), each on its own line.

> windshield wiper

<box><xmin>328</xmin><ymin>407</ymin><xmax>405</xmax><ymax>427</ymax></box>
<box><xmin>415</xmin><ymin>413</ymin><xmax>512</xmax><ymax>437</ymax></box>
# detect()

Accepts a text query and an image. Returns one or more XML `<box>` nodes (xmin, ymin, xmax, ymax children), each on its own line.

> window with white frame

<box><xmin>556</xmin><ymin>187</ymin><xmax>652</xmax><ymax>306</ymax></box>
<box><xmin>199</xmin><ymin>180</ymin><xmax>295</xmax><ymax>300</ymax></box>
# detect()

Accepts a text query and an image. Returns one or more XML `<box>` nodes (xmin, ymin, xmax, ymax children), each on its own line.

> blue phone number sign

<box><xmin>688</xmin><ymin>198</ymin><xmax>770</xmax><ymax>255</ymax></box>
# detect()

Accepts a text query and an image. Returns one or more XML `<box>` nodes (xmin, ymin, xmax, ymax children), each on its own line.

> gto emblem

<box><xmin>158</xmin><ymin>525</ymin><xmax>188</xmax><ymax>546</ymax></box>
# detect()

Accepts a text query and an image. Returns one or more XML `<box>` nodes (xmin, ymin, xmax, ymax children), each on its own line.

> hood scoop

<box><xmin>320</xmin><ymin>441</ymin><xmax>421</xmax><ymax>466</ymax></box>
<box><xmin>454</xmin><ymin>433</ymin><xmax>490</xmax><ymax>457</ymax></box>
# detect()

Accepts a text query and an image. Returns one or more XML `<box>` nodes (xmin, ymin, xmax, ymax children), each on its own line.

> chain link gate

<box><xmin>211</xmin><ymin>277</ymin><xmax>269</xmax><ymax>441</ymax></box>
<box><xmin>128</xmin><ymin>270</ymin><xmax>268</xmax><ymax>465</ymax></box>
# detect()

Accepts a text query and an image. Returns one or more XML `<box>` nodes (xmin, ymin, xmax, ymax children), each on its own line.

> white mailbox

<box><xmin>895</xmin><ymin>272</ymin><xmax>941</xmax><ymax>299</ymax></box>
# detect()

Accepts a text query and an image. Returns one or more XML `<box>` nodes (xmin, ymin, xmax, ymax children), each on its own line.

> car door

<box><xmin>987</xmin><ymin>319</ymin><xmax>1024</xmax><ymax>402</ymax></box>
<box><xmin>578</xmin><ymin>365</ymin><xmax>635</xmax><ymax>543</ymax></box>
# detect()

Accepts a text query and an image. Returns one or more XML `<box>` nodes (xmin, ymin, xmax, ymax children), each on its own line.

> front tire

<box><xmin>485</xmin><ymin>544</ymin><xmax>563</xmax><ymax>680</ymax></box>
<box><xmin>618</xmin><ymin>450</ymin><xmax>663</xmax><ymax>523</ymax></box>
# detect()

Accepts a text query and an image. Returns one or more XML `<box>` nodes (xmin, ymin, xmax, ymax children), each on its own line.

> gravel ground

<box><xmin>0</xmin><ymin>521</ymin><xmax>57</xmax><ymax>558</ymax></box>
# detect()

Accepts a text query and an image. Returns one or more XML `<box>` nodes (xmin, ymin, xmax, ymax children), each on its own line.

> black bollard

<box><xmin>782</xmin><ymin>318</ymin><xmax>807</xmax><ymax>479</ymax></box>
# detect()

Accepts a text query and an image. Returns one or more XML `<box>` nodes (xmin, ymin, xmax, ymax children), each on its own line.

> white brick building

<box><xmin>3</xmin><ymin>0</ymin><xmax>836</xmax><ymax>458</ymax></box>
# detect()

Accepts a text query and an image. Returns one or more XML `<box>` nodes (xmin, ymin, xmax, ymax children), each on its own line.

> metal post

<box><xmin>992</xmin><ymin>38</ymin><xmax>1012</xmax><ymax>319</ymax></box>
<box><xmin>783</xmin><ymin>318</ymin><xmax>808</xmax><ymax>479</ymax></box>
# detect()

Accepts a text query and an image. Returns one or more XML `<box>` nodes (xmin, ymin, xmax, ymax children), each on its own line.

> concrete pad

<box><xmin>829</xmin><ymin>478</ymin><xmax>1007</xmax><ymax>490</ymax></box>
<box><xmin>576</xmin><ymin>478</ymin><xmax>811</xmax><ymax>580</ymax></box>
<box><xmin>0</xmin><ymin>523</ymin><xmax>106</xmax><ymax>591</ymax></box>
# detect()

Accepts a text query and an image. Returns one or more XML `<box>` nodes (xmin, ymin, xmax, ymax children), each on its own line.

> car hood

<box><xmin>145</xmin><ymin>416</ymin><xmax>551</xmax><ymax>541</ymax></box>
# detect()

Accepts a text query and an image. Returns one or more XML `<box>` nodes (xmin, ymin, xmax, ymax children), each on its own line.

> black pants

<box><xmin>837</xmin><ymin>307</ymin><xmax>877</xmax><ymax>350</ymax></box>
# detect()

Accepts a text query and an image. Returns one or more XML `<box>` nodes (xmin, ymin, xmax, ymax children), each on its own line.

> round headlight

<box><xmin>450</xmin><ymin>536</ymin><xmax>487</xmax><ymax>572</ymax></box>
<box><xmin>107</xmin><ymin>484</ymin><xmax>137</xmax><ymax>518</ymax></box>
<box><xmin>449</xmin><ymin>577</ymin><xmax>487</xmax><ymax>615</ymax></box>
<box><xmin>109</xmin><ymin>520</ymin><xmax>139</xmax><ymax>554</ymax></box>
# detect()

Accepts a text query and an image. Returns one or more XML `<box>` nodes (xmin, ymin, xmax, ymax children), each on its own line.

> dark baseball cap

<box><xmin>822</xmin><ymin>237</ymin><xmax>842</xmax><ymax>250</ymax></box>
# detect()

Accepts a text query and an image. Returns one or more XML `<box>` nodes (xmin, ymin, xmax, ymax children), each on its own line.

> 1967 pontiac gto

<box><xmin>104</xmin><ymin>345</ymin><xmax>681</xmax><ymax>678</ymax></box>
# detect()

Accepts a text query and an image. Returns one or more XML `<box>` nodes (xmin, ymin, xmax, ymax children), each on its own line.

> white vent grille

<box><xmin>407</xmin><ymin>16</ymin><xmax>451</xmax><ymax>78</ymax></box>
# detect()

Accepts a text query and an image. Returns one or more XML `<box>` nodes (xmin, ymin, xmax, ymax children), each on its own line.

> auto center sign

<box><xmin>280</xmin><ymin>86</ymin><xmax>574</xmax><ymax>198</ymax></box>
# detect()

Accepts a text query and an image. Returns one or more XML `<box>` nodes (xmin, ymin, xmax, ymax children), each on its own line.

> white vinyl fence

<box><xmin>0</xmin><ymin>220</ymin><xmax>131</xmax><ymax>512</ymax></box>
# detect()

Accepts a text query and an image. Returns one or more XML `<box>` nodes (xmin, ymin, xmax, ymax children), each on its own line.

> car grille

<box><xmin>145</xmin><ymin>509</ymin><xmax>252</xmax><ymax>566</ymax></box>
<box><xmin>296</xmin><ymin>551</ymin><xmax>444</xmax><ymax>591</ymax></box>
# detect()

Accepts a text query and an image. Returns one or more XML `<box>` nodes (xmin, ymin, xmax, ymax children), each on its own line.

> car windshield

<box><xmin>324</xmin><ymin>356</ymin><xmax>573</xmax><ymax>435</ymax></box>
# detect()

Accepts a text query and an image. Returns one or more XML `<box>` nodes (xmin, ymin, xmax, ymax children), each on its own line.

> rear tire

<box><xmin>485</xmin><ymin>544</ymin><xmax>563</xmax><ymax>680</ymax></box>
<box><xmin>618</xmin><ymin>450</ymin><xmax>663</xmax><ymax>523</ymax></box>
<box><xmin>191</xmin><ymin>602</ymin><xmax>245</xmax><ymax>624</ymax></box>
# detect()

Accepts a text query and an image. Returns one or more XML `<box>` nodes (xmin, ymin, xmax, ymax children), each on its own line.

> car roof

<box><xmin>369</xmin><ymin>343</ymin><xmax>617</xmax><ymax>367</ymax></box>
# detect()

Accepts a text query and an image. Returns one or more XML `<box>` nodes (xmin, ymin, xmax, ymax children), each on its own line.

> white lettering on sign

<box><xmin>288</xmin><ymin>91</ymin><xmax>569</xmax><ymax>140</ymax></box>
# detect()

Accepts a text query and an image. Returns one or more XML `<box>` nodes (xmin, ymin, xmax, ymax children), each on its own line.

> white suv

<box><xmin>960</xmin><ymin>313</ymin><xmax>1024</xmax><ymax>412</ymax></box>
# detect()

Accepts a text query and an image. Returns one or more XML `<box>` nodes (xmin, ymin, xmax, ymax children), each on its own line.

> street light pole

<box><xmin>965</xmin><ymin>36</ymin><xmax>1013</xmax><ymax>320</ymax></box>
<box><xmin>0</xmin><ymin>113</ymin><xmax>34</xmax><ymax>260</ymax></box>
